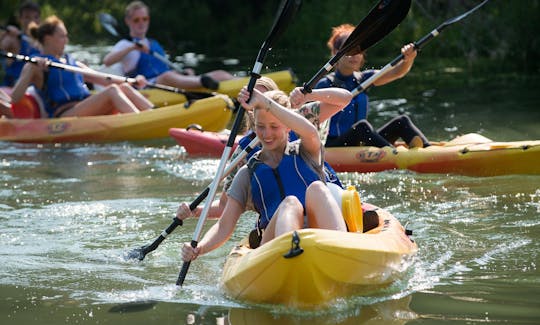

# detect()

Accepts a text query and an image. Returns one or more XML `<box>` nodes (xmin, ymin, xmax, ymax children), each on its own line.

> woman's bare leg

<box><xmin>63</xmin><ymin>84</ymin><xmax>140</xmax><ymax>117</ymax></box>
<box><xmin>118</xmin><ymin>83</ymin><xmax>153</xmax><ymax>110</ymax></box>
<box><xmin>260</xmin><ymin>196</ymin><xmax>304</xmax><ymax>245</ymax></box>
<box><xmin>305</xmin><ymin>181</ymin><xmax>347</xmax><ymax>231</ymax></box>
<box><xmin>204</xmin><ymin>69</ymin><xmax>235</xmax><ymax>81</ymax></box>
<box><xmin>0</xmin><ymin>89</ymin><xmax>12</xmax><ymax>118</ymax></box>
<box><xmin>156</xmin><ymin>70</ymin><xmax>203</xmax><ymax>89</ymax></box>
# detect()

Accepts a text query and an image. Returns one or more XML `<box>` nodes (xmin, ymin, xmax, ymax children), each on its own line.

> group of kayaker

<box><xmin>0</xmin><ymin>1</ymin><xmax>235</xmax><ymax>119</ymax></box>
<box><xmin>2</xmin><ymin>2</ymin><xmax>426</xmax><ymax>264</ymax></box>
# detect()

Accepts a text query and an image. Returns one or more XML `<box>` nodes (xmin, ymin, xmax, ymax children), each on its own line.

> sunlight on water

<box><xmin>163</xmin><ymin>158</ymin><xmax>220</xmax><ymax>183</ymax></box>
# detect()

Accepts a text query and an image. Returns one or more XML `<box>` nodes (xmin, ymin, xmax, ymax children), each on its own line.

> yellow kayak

<box><xmin>169</xmin><ymin>130</ymin><xmax>540</xmax><ymax>177</ymax></box>
<box><xmin>140</xmin><ymin>69</ymin><xmax>297</xmax><ymax>107</ymax></box>
<box><xmin>326</xmin><ymin>133</ymin><xmax>540</xmax><ymax>176</ymax></box>
<box><xmin>0</xmin><ymin>95</ymin><xmax>233</xmax><ymax>143</ymax></box>
<box><xmin>221</xmin><ymin>204</ymin><xmax>417</xmax><ymax>309</ymax></box>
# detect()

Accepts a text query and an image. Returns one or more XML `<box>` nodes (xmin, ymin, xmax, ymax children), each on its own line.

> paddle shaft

<box><xmin>302</xmin><ymin>0</ymin><xmax>411</xmax><ymax>93</ymax></box>
<box><xmin>176</xmin><ymin>0</ymin><xmax>302</xmax><ymax>286</ymax></box>
<box><xmin>352</xmin><ymin>0</ymin><xmax>490</xmax><ymax>97</ymax></box>
<box><xmin>134</xmin><ymin>135</ymin><xmax>260</xmax><ymax>259</ymax></box>
<box><xmin>0</xmin><ymin>51</ymin><xmax>212</xmax><ymax>99</ymax></box>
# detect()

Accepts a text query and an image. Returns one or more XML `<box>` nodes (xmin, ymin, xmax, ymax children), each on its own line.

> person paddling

<box><xmin>10</xmin><ymin>15</ymin><xmax>153</xmax><ymax>118</ymax></box>
<box><xmin>103</xmin><ymin>1</ymin><xmax>235</xmax><ymax>91</ymax></box>
<box><xmin>176</xmin><ymin>79</ymin><xmax>352</xmax><ymax>222</ymax></box>
<box><xmin>180</xmin><ymin>87</ymin><xmax>348</xmax><ymax>261</ymax></box>
<box><xmin>316</xmin><ymin>23</ymin><xmax>430</xmax><ymax>148</ymax></box>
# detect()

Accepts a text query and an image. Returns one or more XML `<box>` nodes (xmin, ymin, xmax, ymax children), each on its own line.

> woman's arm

<box><xmin>181</xmin><ymin>196</ymin><xmax>245</xmax><ymax>261</ymax></box>
<box><xmin>102</xmin><ymin>41</ymin><xmax>138</xmax><ymax>67</ymax></box>
<box><xmin>75</xmin><ymin>61</ymin><xmax>108</xmax><ymax>86</ymax></box>
<box><xmin>11</xmin><ymin>60</ymin><xmax>42</xmax><ymax>103</ymax></box>
<box><xmin>372</xmin><ymin>43</ymin><xmax>417</xmax><ymax>86</ymax></box>
<box><xmin>290</xmin><ymin>87</ymin><xmax>352</xmax><ymax>123</ymax></box>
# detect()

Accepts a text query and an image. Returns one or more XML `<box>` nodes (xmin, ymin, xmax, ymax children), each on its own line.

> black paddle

<box><xmin>0</xmin><ymin>51</ymin><xmax>214</xmax><ymax>101</ymax></box>
<box><xmin>302</xmin><ymin>0</ymin><xmax>412</xmax><ymax>93</ymax></box>
<box><xmin>176</xmin><ymin>0</ymin><xmax>302</xmax><ymax>287</ymax></box>
<box><xmin>351</xmin><ymin>0</ymin><xmax>491</xmax><ymax>96</ymax></box>
<box><xmin>98</xmin><ymin>12</ymin><xmax>184</xmax><ymax>74</ymax></box>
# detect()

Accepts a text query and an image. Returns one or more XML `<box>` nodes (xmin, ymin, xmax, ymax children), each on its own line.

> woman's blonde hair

<box><xmin>246</xmin><ymin>78</ymin><xmax>281</xmax><ymax>131</ymax></box>
<box><xmin>255</xmin><ymin>76</ymin><xmax>279</xmax><ymax>92</ymax></box>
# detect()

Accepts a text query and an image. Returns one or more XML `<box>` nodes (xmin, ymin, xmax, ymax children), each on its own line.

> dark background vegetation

<box><xmin>2</xmin><ymin>0</ymin><xmax>539</xmax><ymax>79</ymax></box>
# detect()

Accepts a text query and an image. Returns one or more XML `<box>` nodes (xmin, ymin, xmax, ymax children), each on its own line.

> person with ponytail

<box><xmin>10</xmin><ymin>15</ymin><xmax>153</xmax><ymax>118</ymax></box>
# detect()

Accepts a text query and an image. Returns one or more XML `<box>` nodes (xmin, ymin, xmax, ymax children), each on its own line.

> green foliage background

<box><xmin>2</xmin><ymin>0</ymin><xmax>539</xmax><ymax>76</ymax></box>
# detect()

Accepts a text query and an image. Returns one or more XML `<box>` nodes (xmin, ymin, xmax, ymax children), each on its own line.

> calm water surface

<box><xmin>0</xmin><ymin>47</ymin><xmax>539</xmax><ymax>324</ymax></box>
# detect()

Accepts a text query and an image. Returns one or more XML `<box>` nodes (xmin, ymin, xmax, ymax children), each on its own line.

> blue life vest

<box><xmin>2</xmin><ymin>36</ymin><xmax>40</xmax><ymax>86</ymax></box>
<box><xmin>315</xmin><ymin>70</ymin><xmax>375</xmax><ymax>138</ymax></box>
<box><xmin>39</xmin><ymin>54</ymin><xmax>90</xmax><ymax>117</ymax></box>
<box><xmin>127</xmin><ymin>38</ymin><xmax>170</xmax><ymax>79</ymax></box>
<box><xmin>248</xmin><ymin>141</ymin><xmax>323</xmax><ymax>229</ymax></box>
<box><xmin>239</xmin><ymin>130</ymin><xmax>343</xmax><ymax>188</ymax></box>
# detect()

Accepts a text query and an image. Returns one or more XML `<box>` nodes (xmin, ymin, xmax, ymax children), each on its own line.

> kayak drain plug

<box><xmin>283</xmin><ymin>231</ymin><xmax>304</xmax><ymax>258</ymax></box>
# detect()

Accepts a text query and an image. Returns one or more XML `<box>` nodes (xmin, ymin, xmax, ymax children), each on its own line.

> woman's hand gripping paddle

<box><xmin>123</xmin><ymin>135</ymin><xmax>260</xmax><ymax>261</ymax></box>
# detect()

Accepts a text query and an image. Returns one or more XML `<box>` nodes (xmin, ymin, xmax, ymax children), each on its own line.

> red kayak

<box><xmin>169</xmin><ymin>127</ymin><xmax>242</xmax><ymax>157</ymax></box>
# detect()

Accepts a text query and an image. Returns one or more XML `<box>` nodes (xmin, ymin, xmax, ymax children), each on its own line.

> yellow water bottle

<box><xmin>328</xmin><ymin>184</ymin><xmax>364</xmax><ymax>232</ymax></box>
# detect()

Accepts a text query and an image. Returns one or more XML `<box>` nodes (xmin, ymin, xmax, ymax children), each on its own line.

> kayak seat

<box><xmin>11</xmin><ymin>86</ymin><xmax>46</xmax><ymax>119</ymax></box>
<box><xmin>362</xmin><ymin>210</ymin><xmax>379</xmax><ymax>233</ymax></box>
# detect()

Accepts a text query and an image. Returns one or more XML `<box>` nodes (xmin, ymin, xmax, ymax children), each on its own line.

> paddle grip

<box><xmin>176</xmin><ymin>239</ymin><xmax>198</xmax><ymax>286</ymax></box>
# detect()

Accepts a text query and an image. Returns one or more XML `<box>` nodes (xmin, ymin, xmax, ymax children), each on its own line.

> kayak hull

<box><xmin>169</xmin><ymin>129</ymin><xmax>540</xmax><ymax>176</ymax></box>
<box><xmin>221</xmin><ymin>206</ymin><xmax>417</xmax><ymax>309</ymax></box>
<box><xmin>325</xmin><ymin>135</ymin><xmax>540</xmax><ymax>177</ymax></box>
<box><xmin>0</xmin><ymin>96</ymin><xmax>233</xmax><ymax>143</ymax></box>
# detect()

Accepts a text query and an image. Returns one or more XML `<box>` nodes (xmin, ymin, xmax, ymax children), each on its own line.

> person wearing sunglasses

<box><xmin>103</xmin><ymin>1</ymin><xmax>234</xmax><ymax>91</ymax></box>
<box><xmin>315</xmin><ymin>23</ymin><xmax>430</xmax><ymax>149</ymax></box>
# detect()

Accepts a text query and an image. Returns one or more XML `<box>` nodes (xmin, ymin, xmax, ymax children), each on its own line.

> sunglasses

<box><xmin>132</xmin><ymin>16</ymin><xmax>149</xmax><ymax>23</ymax></box>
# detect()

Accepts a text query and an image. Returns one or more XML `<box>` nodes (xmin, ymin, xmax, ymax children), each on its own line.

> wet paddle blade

<box><xmin>124</xmin><ymin>247</ymin><xmax>145</xmax><ymax>261</ymax></box>
<box><xmin>340</xmin><ymin>0</ymin><xmax>412</xmax><ymax>56</ymax></box>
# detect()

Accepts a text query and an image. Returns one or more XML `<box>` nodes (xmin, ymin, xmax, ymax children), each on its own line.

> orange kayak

<box><xmin>169</xmin><ymin>129</ymin><xmax>540</xmax><ymax>176</ymax></box>
<box><xmin>0</xmin><ymin>95</ymin><xmax>233</xmax><ymax>143</ymax></box>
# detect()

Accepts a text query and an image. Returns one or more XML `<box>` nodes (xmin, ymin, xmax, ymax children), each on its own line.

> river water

<box><xmin>0</xmin><ymin>46</ymin><xmax>539</xmax><ymax>324</ymax></box>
